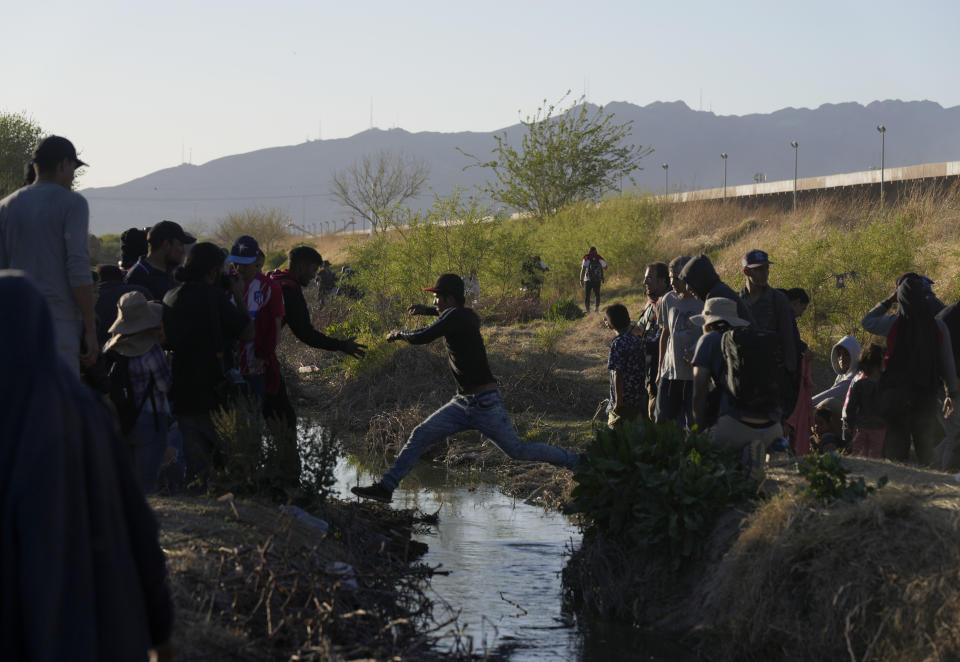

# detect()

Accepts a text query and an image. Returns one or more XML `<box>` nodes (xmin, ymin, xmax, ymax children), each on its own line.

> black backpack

<box><xmin>104</xmin><ymin>350</ymin><xmax>155</xmax><ymax>435</ymax></box>
<box><xmin>721</xmin><ymin>327</ymin><xmax>781</xmax><ymax>415</ymax></box>
<box><xmin>587</xmin><ymin>257</ymin><xmax>604</xmax><ymax>282</ymax></box>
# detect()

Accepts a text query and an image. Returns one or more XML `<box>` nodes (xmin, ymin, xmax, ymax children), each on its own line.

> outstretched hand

<box><xmin>407</xmin><ymin>303</ymin><xmax>433</xmax><ymax>315</ymax></box>
<box><xmin>386</xmin><ymin>329</ymin><xmax>404</xmax><ymax>342</ymax></box>
<box><xmin>341</xmin><ymin>337</ymin><xmax>367</xmax><ymax>358</ymax></box>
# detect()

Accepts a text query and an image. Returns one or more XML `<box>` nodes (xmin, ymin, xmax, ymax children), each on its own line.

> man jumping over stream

<box><xmin>351</xmin><ymin>273</ymin><xmax>582</xmax><ymax>503</ymax></box>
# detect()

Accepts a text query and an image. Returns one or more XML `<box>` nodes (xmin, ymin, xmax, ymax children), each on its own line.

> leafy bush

<box><xmin>568</xmin><ymin>419</ymin><xmax>756</xmax><ymax>569</ymax></box>
<box><xmin>534</xmin><ymin>319</ymin><xmax>569</xmax><ymax>353</ymax></box>
<box><xmin>341</xmin><ymin>190</ymin><xmax>663</xmax><ymax>336</ymax></box>
<box><xmin>798</xmin><ymin>452</ymin><xmax>888</xmax><ymax>503</ymax></box>
<box><xmin>547</xmin><ymin>297</ymin><xmax>585</xmax><ymax>321</ymax></box>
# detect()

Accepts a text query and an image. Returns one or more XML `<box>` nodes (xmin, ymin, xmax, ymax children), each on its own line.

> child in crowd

<box><xmin>811</xmin><ymin>399</ymin><xmax>843</xmax><ymax>453</ymax></box>
<box><xmin>104</xmin><ymin>291</ymin><xmax>172</xmax><ymax>494</ymax></box>
<box><xmin>842</xmin><ymin>343</ymin><xmax>887</xmax><ymax>458</ymax></box>
<box><xmin>812</xmin><ymin>335</ymin><xmax>861</xmax><ymax>406</ymax></box>
<box><xmin>603</xmin><ymin>303</ymin><xmax>646</xmax><ymax>428</ymax></box>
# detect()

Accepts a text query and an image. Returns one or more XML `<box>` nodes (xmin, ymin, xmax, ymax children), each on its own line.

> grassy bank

<box><xmin>564</xmin><ymin>456</ymin><xmax>960</xmax><ymax>661</ymax></box>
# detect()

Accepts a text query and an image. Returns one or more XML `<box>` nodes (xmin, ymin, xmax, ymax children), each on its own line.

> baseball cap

<box><xmin>742</xmin><ymin>249</ymin><xmax>773</xmax><ymax>268</ymax></box>
<box><xmin>227</xmin><ymin>235</ymin><xmax>261</xmax><ymax>265</ymax></box>
<box><xmin>896</xmin><ymin>272</ymin><xmax>934</xmax><ymax>287</ymax></box>
<box><xmin>148</xmin><ymin>220</ymin><xmax>195</xmax><ymax>246</ymax></box>
<box><xmin>33</xmin><ymin>135</ymin><xmax>88</xmax><ymax>169</ymax></box>
<box><xmin>424</xmin><ymin>273</ymin><xmax>464</xmax><ymax>297</ymax></box>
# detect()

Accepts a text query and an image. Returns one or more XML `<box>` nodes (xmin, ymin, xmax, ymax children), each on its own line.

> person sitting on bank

<box><xmin>351</xmin><ymin>273</ymin><xmax>582</xmax><ymax>503</ymax></box>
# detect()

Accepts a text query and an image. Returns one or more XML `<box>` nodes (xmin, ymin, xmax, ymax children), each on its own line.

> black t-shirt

<box><xmin>126</xmin><ymin>256</ymin><xmax>176</xmax><ymax>301</ymax></box>
<box><xmin>275</xmin><ymin>278</ymin><xmax>343</xmax><ymax>351</ymax></box>
<box><xmin>162</xmin><ymin>281</ymin><xmax>250</xmax><ymax>415</ymax></box>
<box><xmin>401</xmin><ymin>306</ymin><xmax>496</xmax><ymax>393</ymax></box>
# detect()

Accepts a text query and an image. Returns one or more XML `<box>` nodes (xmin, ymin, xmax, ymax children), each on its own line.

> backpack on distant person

<box><xmin>104</xmin><ymin>349</ymin><xmax>155</xmax><ymax>435</ymax></box>
<box><xmin>587</xmin><ymin>257</ymin><xmax>604</xmax><ymax>283</ymax></box>
<box><xmin>721</xmin><ymin>327</ymin><xmax>782</xmax><ymax>415</ymax></box>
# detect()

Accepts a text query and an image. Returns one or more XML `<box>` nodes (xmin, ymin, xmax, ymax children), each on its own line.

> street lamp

<box><xmin>661</xmin><ymin>163</ymin><xmax>669</xmax><ymax>195</ymax></box>
<box><xmin>876</xmin><ymin>125</ymin><xmax>886</xmax><ymax>208</ymax></box>
<box><xmin>721</xmin><ymin>153</ymin><xmax>728</xmax><ymax>201</ymax></box>
<box><xmin>790</xmin><ymin>141</ymin><xmax>798</xmax><ymax>212</ymax></box>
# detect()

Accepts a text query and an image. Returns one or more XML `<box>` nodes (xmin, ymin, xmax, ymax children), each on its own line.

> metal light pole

<box><xmin>876</xmin><ymin>125</ymin><xmax>886</xmax><ymax>208</ymax></box>
<box><xmin>790</xmin><ymin>141</ymin><xmax>798</xmax><ymax>212</ymax></box>
<box><xmin>721</xmin><ymin>153</ymin><xmax>728</xmax><ymax>201</ymax></box>
<box><xmin>661</xmin><ymin>163</ymin><xmax>669</xmax><ymax>195</ymax></box>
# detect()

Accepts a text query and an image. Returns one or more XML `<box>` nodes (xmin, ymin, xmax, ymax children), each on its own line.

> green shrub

<box><xmin>534</xmin><ymin>319</ymin><xmax>569</xmax><ymax>353</ymax></box>
<box><xmin>798</xmin><ymin>452</ymin><xmax>887</xmax><ymax>503</ymax></box>
<box><xmin>763</xmin><ymin>212</ymin><xmax>921</xmax><ymax>355</ymax></box>
<box><xmin>547</xmin><ymin>297</ymin><xmax>585</xmax><ymax>321</ymax></box>
<box><xmin>341</xmin><ymin>190</ymin><xmax>662</xmax><ymax>336</ymax></box>
<box><xmin>568</xmin><ymin>419</ymin><xmax>756</xmax><ymax>569</ymax></box>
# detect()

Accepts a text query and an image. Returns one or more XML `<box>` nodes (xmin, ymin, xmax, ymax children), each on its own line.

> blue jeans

<box><xmin>381</xmin><ymin>390</ymin><xmax>579</xmax><ymax>490</ymax></box>
<box><xmin>654</xmin><ymin>378</ymin><xmax>693</xmax><ymax>429</ymax></box>
<box><xmin>129</xmin><ymin>411</ymin><xmax>168</xmax><ymax>494</ymax></box>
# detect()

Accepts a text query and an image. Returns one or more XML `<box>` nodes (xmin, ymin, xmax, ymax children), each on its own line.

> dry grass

<box><xmin>153</xmin><ymin>494</ymin><xmax>460</xmax><ymax>661</ymax></box>
<box><xmin>564</xmin><ymin>456</ymin><xmax>960</xmax><ymax>662</ymax></box>
<box><xmin>659</xmin><ymin>185</ymin><xmax>960</xmax><ymax>294</ymax></box>
<box><xmin>702</xmin><ymin>483</ymin><xmax>960</xmax><ymax>662</ymax></box>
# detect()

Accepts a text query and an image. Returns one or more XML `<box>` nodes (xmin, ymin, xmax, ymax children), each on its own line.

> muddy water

<box><xmin>333</xmin><ymin>457</ymin><xmax>697</xmax><ymax>661</ymax></box>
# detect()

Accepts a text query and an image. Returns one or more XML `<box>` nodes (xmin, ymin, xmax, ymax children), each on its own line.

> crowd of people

<box><xmin>596</xmin><ymin>245</ymin><xmax>960</xmax><ymax>476</ymax></box>
<box><xmin>6</xmin><ymin>135</ymin><xmax>960</xmax><ymax>656</ymax></box>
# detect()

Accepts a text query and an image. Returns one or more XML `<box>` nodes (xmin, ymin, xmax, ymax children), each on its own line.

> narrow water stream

<box><xmin>333</xmin><ymin>456</ymin><xmax>698</xmax><ymax>661</ymax></box>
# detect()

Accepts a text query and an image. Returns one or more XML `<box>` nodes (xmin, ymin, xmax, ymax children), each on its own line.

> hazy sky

<box><xmin>3</xmin><ymin>0</ymin><xmax>957</xmax><ymax>188</ymax></box>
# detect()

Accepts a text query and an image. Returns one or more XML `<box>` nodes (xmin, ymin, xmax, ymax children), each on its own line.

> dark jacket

<box><xmin>269</xmin><ymin>269</ymin><xmax>345</xmax><ymax>352</ymax></box>
<box><xmin>680</xmin><ymin>255</ymin><xmax>756</xmax><ymax>326</ymax></box>
<box><xmin>739</xmin><ymin>285</ymin><xmax>799</xmax><ymax>373</ymax></box>
<box><xmin>0</xmin><ymin>272</ymin><xmax>173</xmax><ymax>661</ymax></box>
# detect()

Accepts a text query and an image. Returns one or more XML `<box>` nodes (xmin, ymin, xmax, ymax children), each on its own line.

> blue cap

<box><xmin>742</xmin><ymin>249</ymin><xmax>772</xmax><ymax>268</ymax></box>
<box><xmin>227</xmin><ymin>235</ymin><xmax>260</xmax><ymax>265</ymax></box>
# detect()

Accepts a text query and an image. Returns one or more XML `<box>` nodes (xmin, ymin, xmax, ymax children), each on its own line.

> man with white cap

<box><xmin>691</xmin><ymin>297</ymin><xmax>780</xmax><ymax>476</ymax></box>
<box><xmin>103</xmin><ymin>291</ymin><xmax>172</xmax><ymax>494</ymax></box>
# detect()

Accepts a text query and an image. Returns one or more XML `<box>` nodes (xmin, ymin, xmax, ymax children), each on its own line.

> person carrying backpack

<box><xmin>103</xmin><ymin>291</ymin><xmax>171</xmax><ymax>494</ymax></box>
<box><xmin>579</xmin><ymin>247</ymin><xmax>607</xmax><ymax>312</ymax></box>
<box><xmin>865</xmin><ymin>277</ymin><xmax>957</xmax><ymax>465</ymax></box>
<box><xmin>691</xmin><ymin>297</ymin><xmax>780</xmax><ymax>478</ymax></box>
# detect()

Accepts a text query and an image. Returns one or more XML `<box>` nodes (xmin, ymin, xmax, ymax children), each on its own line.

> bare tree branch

<box><xmin>330</xmin><ymin>151</ymin><xmax>430</xmax><ymax>234</ymax></box>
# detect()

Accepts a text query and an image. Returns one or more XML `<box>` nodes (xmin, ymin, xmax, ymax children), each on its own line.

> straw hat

<box><xmin>104</xmin><ymin>291</ymin><xmax>163</xmax><ymax>356</ymax></box>
<box><xmin>690</xmin><ymin>297</ymin><xmax>749</xmax><ymax>328</ymax></box>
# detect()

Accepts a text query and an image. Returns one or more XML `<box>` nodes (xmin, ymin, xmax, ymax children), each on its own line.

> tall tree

<box><xmin>462</xmin><ymin>94</ymin><xmax>652</xmax><ymax>219</ymax></box>
<box><xmin>330</xmin><ymin>151</ymin><xmax>430</xmax><ymax>234</ymax></box>
<box><xmin>0</xmin><ymin>112</ymin><xmax>44</xmax><ymax>198</ymax></box>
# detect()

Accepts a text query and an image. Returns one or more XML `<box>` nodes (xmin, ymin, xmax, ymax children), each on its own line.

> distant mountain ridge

<box><xmin>83</xmin><ymin>99</ymin><xmax>960</xmax><ymax>236</ymax></box>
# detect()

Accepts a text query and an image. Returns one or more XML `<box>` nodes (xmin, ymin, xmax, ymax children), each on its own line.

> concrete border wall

<box><xmin>665</xmin><ymin>160</ymin><xmax>960</xmax><ymax>204</ymax></box>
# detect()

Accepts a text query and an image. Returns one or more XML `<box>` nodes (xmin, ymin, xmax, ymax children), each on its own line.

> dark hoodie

<box><xmin>0</xmin><ymin>271</ymin><xmax>173</xmax><ymax>661</ymax></box>
<box><xmin>679</xmin><ymin>255</ymin><xmax>756</xmax><ymax>326</ymax></box>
